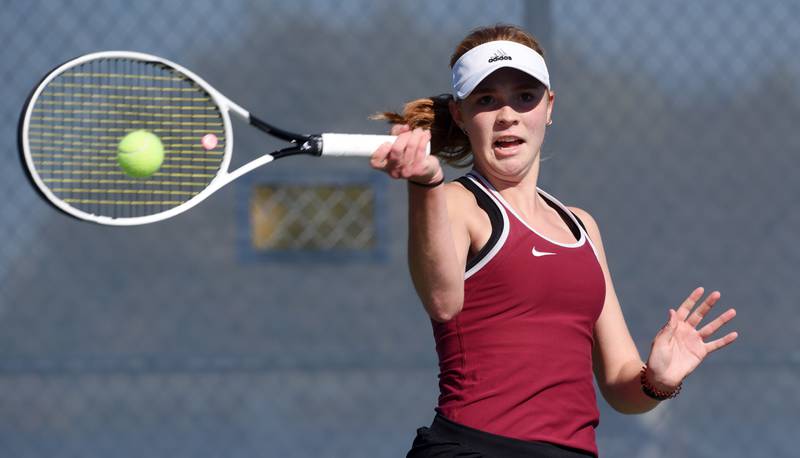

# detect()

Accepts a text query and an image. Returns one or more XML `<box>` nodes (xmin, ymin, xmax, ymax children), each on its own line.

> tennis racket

<box><xmin>19</xmin><ymin>50</ymin><xmax>421</xmax><ymax>226</ymax></box>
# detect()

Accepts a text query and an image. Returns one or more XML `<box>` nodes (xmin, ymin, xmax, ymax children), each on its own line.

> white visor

<box><xmin>452</xmin><ymin>40</ymin><xmax>550</xmax><ymax>100</ymax></box>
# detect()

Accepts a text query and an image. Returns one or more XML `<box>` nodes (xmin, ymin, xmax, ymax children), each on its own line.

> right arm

<box><xmin>407</xmin><ymin>180</ymin><xmax>473</xmax><ymax>322</ymax></box>
<box><xmin>371</xmin><ymin>126</ymin><xmax>471</xmax><ymax>322</ymax></box>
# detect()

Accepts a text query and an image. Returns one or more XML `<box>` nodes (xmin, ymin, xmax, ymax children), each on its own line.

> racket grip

<box><xmin>320</xmin><ymin>133</ymin><xmax>430</xmax><ymax>157</ymax></box>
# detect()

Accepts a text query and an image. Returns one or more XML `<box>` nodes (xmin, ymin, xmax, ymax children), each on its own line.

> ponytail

<box><xmin>373</xmin><ymin>94</ymin><xmax>473</xmax><ymax>167</ymax></box>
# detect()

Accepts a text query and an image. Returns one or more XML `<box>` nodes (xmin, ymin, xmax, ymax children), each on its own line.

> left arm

<box><xmin>570</xmin><ymin>207</ymin><xmax>738</xmax><ymax>414</ymax></box>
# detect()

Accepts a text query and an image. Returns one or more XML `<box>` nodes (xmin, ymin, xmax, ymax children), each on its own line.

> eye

<box><xmin>472</xmin><ymin>94</ymin><xmax>494</xmax><ymax>107</ymax></box>
<box><xmin>475</xmin><ymin>95</ymin><xmax>494</xmax><ymax>106</ymax></box>
<box><xmin>520</xmin><ymin>91</ymin><xmax>536</xmax><ymax>103</ymax></box>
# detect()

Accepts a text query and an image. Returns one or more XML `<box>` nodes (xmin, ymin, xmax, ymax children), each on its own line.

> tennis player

<box><xmin>370</xmin><ymin>24</ymin><xmax>738</xmax><ymax>457</ymax></box>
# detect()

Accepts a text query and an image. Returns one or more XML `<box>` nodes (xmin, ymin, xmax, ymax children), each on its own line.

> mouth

<box><xmin>493</xmin><ymin>136</ymin><xmax>525</xmax><ymax>152</ymax></box>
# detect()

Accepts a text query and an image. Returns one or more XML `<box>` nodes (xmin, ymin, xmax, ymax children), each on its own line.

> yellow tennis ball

<box><xmin>117</xmin><ymin>130</ymin><xmax>165</xmax><ymax>178</ymax></box>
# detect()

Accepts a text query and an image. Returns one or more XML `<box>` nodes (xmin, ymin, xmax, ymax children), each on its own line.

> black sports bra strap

<box><xmin>455</xmin><ymin>176</ymin><xmax>504</xmax><ymax>272</ymax></box>
<box><xmin>571</xmin><ymin>211</ymin><xmax>587</xmax><ymax>233</ymax></box>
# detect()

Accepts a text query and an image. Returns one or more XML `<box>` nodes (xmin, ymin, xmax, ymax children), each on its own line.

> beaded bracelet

<box><xmin>640</xmin><ymin>365</ymin><xmax>682</xmax><ymax>401</ymax></box>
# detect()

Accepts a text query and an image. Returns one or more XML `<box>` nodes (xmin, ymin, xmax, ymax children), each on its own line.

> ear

<box><xmin>448</xmin><ymin>98</ymin><xmax>464</xmax><ymax>130</ymax></box>
<box><xmin>545</xmin><ymin>90</ymin><xmax>555</xmax><ymax>125</ymax></box>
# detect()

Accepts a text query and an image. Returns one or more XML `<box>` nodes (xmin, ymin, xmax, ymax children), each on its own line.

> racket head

<box><xmin>19</xmin><ymin>51</ymin><xmax>235</xmax><ymax>225</ymax></box>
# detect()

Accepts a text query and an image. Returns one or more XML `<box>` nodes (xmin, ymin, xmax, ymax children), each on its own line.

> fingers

<box><xmin>386</xmin><ymin>131</ymin><xmax>411</xmax><ymax>179</ymax></box>
<box><xmin>404</xmin><ymin>129</ymin><xmax>431</xmax><ymax>177</ymax></box>
<box><xmin>371</xmin><ymin>124</ymin><xmax>411</xmax><ymax>173</ymax></box>
<box><xmin>390</xmin><ymin>124</ymin><xmax>411</xmax><ymax>136</ymax></box>
<box><xmin>370</xmin><ymin>142</ymin><xmax>392</xmax><ymax>170</ymax></box>
<box><xmin>686</xmin><ymin>290</ymin><xmax>721</xmax><ymax>327</ymax></box>
<box><xmin>371</xmin><ymin>126</ymin><xmax>435</xmax><ymax>182</ymax></box>
<box><xmin>704</xmin><ymin>330</ymin><xmax>739</xmax><ymax>354</ymax></box>
<box><xmin>698</xmin><ymin>308</ymin><xmax>737</xmax><ymax>339</ymax></box>
<box><xmin>676</xmin><ymin>286</ymin><xmax>705</xmax><ymax>321</ymax></box>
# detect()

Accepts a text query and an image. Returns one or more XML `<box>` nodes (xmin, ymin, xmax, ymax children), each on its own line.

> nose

<box><xmin>494</xmin><ymin>104</ymin><xmax>519</xmax><ymax>127</ymax></box>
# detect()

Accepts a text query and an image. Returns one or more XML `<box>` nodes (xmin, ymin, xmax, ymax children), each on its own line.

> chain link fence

<box><xmin>1</xmin><ymin>1</ymin><xmax>797</xmax><ymax>457</ymax></box>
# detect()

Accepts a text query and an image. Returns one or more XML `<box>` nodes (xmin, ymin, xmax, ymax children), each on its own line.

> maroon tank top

<box><xmin>433</xmin><ymin>171</ymin><xmax>606</xmax><ymax>456</ymax></box>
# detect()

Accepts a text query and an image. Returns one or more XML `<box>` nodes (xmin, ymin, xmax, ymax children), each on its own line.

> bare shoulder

<box><xmin>444</xmin><ymin>179</ymin><xmax>490</xmax><ymax>246</ymax></box>
<box><xmin>443</xmin><ymin>179</ymin><xmax>474</xmax><ymax>200</ymax></box>
<box><xmin>444</xmin><ymin>179</ymin><xmax>481</xmax><ymax>214</ymax></box>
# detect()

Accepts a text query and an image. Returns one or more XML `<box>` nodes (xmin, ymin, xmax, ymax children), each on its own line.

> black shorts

<box><xmin>406</xmin><ymin>413</ymin><xmax>596</xmax><ymax>458</ymax></box>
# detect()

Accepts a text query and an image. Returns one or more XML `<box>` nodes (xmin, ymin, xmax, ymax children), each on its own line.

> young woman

<box><xmin>370</xmin><ymin>24</ymin><xmax>738</xmax><ymax>458</ymax></box>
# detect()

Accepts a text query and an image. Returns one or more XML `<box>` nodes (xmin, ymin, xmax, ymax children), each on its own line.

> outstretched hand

<box><xmin>645</xmin><ymin>287</ymin><xmax>738</xmax><ymax>389</ymax></box>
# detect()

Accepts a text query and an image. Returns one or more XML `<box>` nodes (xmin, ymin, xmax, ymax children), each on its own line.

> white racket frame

<box><xmin>21</xmin><ymin>51</ymin><xmax>408</xmax><ymax>226</ymax></box>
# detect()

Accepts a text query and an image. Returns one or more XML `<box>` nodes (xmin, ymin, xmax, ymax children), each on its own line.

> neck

<box><xmin>475</xmin><ymin>157</ymin><xmax>548</xmax><ymax>216</ymax></box>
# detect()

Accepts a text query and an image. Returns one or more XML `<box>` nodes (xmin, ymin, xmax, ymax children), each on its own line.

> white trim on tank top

<box><xmin>463</xmin><ymin>174</ymin><xmax>510</xmax><ymax>280</ymax></box>
<box><xmin>463</xmin><ymin>171</ymin><xmax>604</xmax><ymax>278</ymax></box>
<box><xmin>469</xmin><ymin>171</ymin><xmax>586</xmax><ymax>248</ymax></box>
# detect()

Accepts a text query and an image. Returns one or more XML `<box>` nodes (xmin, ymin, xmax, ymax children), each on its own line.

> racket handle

<box><xmin>320</xmin><ymin>133</ymin><xmax>430</xmax><ymax>157</ymax></box>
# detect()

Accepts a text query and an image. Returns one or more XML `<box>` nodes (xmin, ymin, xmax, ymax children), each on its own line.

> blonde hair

<box><xmin>374</xmin><ymin>24</ymin><xmax>546</xmax><ymax>167</ymax></box>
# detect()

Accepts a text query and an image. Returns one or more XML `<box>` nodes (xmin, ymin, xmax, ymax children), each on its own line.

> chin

<box><xmin>492</xmin><ymin>147</ymin><xmax>537</xmax><ymax>165</ymax></box>
<box><xmin>483</xmin><ymin>160</ymin><xmax>536</xmax><ymax>182</ymax></box>
<box><xmin>476</xmin><ymin>144</ymin><xmax>538</xmax><ymax>173</ymax></box>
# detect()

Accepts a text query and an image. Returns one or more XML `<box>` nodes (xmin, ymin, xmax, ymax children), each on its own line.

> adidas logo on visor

<box><xmin>488</xmin><ymin>49</ymin><xmax>512</xmax><ymax>63</ymax></box>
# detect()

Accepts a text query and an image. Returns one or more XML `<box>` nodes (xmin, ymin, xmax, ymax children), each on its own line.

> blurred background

<box><xmin>1</xmin><ymin>1</ymin><xmax>797</xmax><ymax>456</ymax></box>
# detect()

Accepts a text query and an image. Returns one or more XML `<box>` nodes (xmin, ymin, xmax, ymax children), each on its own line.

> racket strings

<box><xmin>26</xmin><ymin>57</ymin><xmax>227</xmax><ymax>218</ymax></box>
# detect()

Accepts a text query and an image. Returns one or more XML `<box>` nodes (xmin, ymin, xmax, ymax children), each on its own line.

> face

<box><xmin>450</xmin><ymin>67</ymin><xmax>554</xmax><ymax>182</ymax></box>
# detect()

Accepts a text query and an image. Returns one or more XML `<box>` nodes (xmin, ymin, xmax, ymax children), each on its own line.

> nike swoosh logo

<box><xmin>531</xmin><ymin>246</ymin><xmax>556</xmax><ymax>257</ymax></box>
